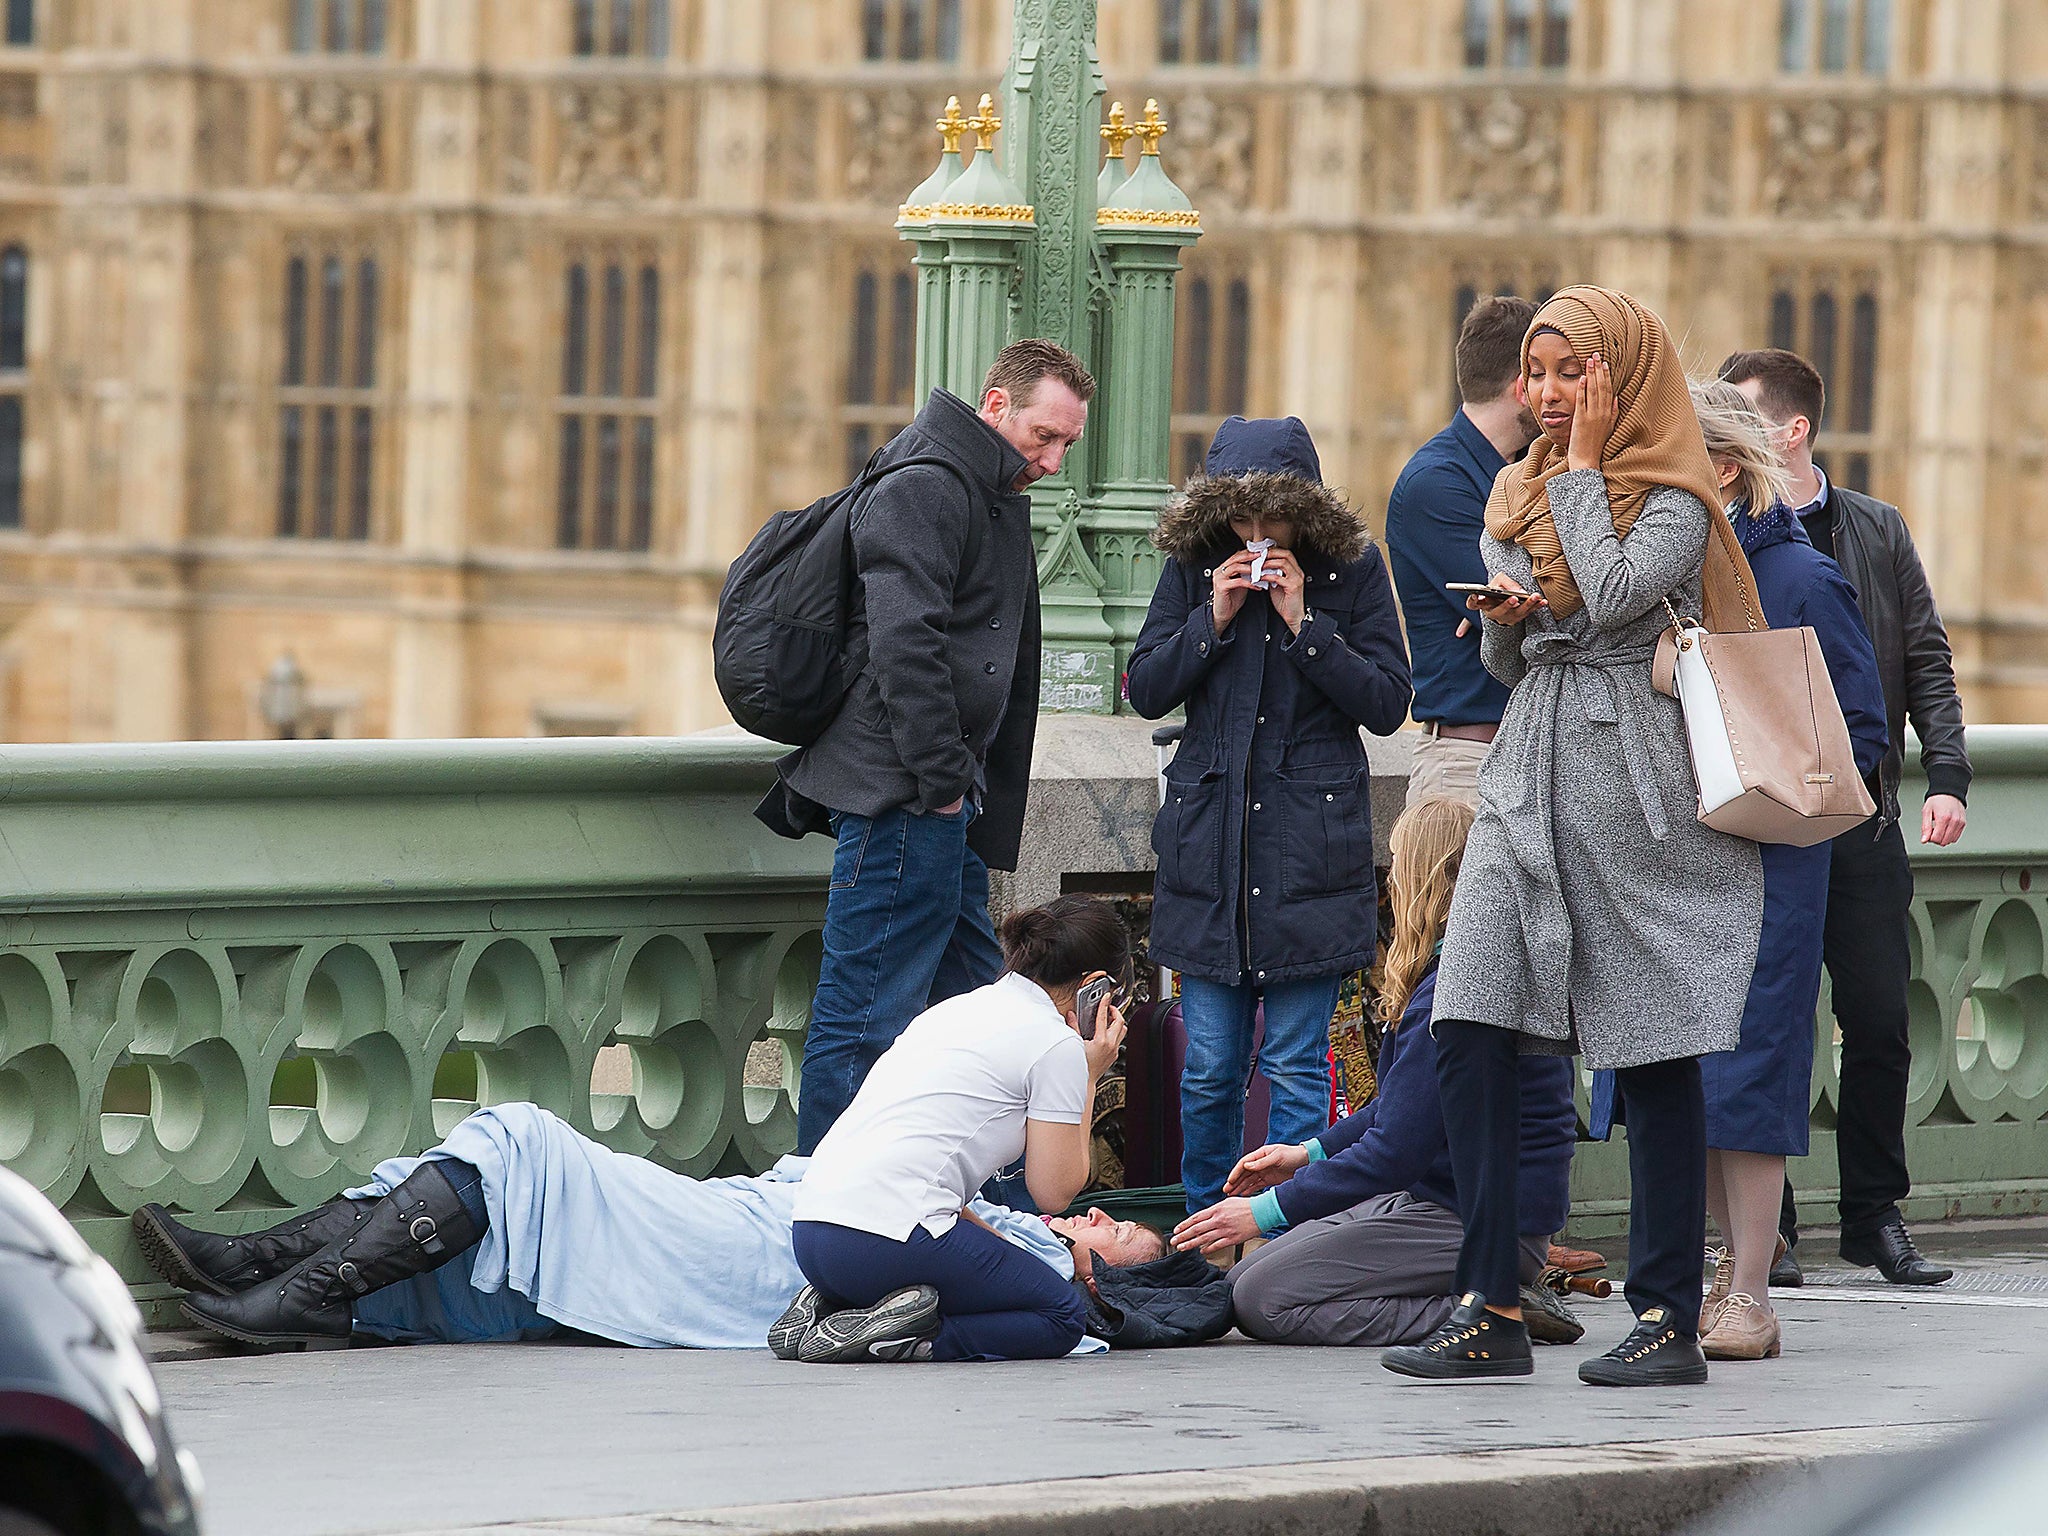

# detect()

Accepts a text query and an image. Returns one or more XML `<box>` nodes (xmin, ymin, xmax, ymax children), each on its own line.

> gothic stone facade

<box><xmin>0</xmin><ymin>0</ymin><xmax>2040</xmax><ymax>742</ymax></box>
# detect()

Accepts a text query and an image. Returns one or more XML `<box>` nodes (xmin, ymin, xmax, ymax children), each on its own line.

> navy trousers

<box><xmin>1437</xmin><ymin>1018</ymin><xmax>1706</xmax><ymax>1335</ymax></box>
<box><xmin>795</xmin><ymin>803</ymin><xmax>1004</xmax><ymax>1154</ymax></box>
<box><xmin>791</xmin><ymin>1218</ymin><xmax>1089</xmax><ymax>1362</ymax></box>
<box><xmin>1781</xmin><ymin>819</ymin><xmax>1916</xmax><ymax>1245</ymax></box>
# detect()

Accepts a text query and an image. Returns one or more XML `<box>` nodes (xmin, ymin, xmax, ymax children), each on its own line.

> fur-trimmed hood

<box><xmin>1151</xmin><ymin>416</ymin><xmax>1370</xmax><ymax>565</ymax></box>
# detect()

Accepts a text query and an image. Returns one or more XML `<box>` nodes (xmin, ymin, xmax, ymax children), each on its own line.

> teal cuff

<box><xmin>1249</xmin><ymin>1189</ymin><xmax>1288</xmax><ymax>1235</ymax></box>
<box><xmin>1306</xmin><ymin>1138</ymin><xmax>1327</xmax><ymax>1162</ymax></box>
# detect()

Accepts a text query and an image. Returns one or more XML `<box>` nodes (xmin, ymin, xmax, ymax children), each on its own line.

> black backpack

<box><xmin>714</xmin><ymin>453</ymin><xmax>972</xmax><ymax>746</ymax></box>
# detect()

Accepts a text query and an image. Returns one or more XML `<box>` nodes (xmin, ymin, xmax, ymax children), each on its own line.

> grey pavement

<box><xmin>157</xmin><ymin>1233</ymin><xmax>2048</xmax><ymax>1536</ymax></box>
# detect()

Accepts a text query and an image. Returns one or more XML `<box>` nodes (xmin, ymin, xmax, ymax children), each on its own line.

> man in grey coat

<box><xmin>766</xmin><ymin>339</ymin><xmax>1093</xmax><ymax>1154</ymax></box>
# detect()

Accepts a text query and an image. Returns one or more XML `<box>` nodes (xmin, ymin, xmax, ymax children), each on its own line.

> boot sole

<box><xmin>179</xmin><ymin>1297</ymin><xmax>350</xmax><ymax>1353</ymax></box>
<box><xmin>1579</xmin><ymin>1360</ymin><xmax>1710</xmax><ymax>1387</ymax></box>
<box><xmin>134</xmin><ymin>1207</ymin><xmax>236</xmax><ymax>1297</ymax></box>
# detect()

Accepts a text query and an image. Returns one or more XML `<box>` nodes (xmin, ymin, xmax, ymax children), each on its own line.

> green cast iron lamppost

<box><xmin>895</xmin><ymin>1</ymin><xmax>1201</xmax><ymax>715</ymax></box>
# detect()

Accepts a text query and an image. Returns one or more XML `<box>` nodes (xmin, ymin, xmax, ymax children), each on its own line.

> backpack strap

<box><xmin>845</xmin><ymin>450</ymin><xmax>988</xmax><ymax>573</ymax></box>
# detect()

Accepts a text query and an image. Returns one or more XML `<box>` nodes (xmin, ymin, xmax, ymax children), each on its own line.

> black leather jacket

<box><xmin>1809</xmin><ymin>483</ymin><xmax>1971</xmax><ymax>827</ymax></box>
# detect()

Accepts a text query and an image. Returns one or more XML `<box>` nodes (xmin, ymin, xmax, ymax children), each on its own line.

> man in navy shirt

<box><xmin>1385</xmin><ymin>296</ymin><xmax>1540</xmax><ymax>805</ymax></box>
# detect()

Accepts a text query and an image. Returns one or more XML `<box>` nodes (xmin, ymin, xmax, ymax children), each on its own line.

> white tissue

<box><xmin>1246</xmin><ymin>538</ymin><xmax>1274</xmax><ymax>590</ymax></box>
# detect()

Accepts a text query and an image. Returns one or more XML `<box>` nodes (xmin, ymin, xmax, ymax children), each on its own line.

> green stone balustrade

<box><xmin>0</xmin><ymin>736</ymin><xmax>830</xmax><ymax>1317</ymax></box>
<box><xmin>1566</xmin><ymin>725</ymin><xmax>2048</xmax><ymax>1237</ymax></box>
<box><xmin>6</xmin><ymin>728</ymin><xmax>2048</xmax><ymax>1306</ymax></box>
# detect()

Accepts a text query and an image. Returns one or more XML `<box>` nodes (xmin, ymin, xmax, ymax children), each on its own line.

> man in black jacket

<box><xmin>1723</xmin><ymin>348</ymin><xmax>1969</xmax><ymax>1287</ymax></box>
<box><xmin>773</xmin><ymin>339</ymin><xmax>1092</xmax><ymax>1154</ymax></box>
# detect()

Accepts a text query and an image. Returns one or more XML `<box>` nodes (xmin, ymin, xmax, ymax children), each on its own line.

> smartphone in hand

<box><xmin>1446</xmin><ymin>581</ymin><xmax>1542</xmax><ymax>607</ymax></box>
<box><xmin>1073</xmin><ymin>975</ymin><xmax>1119</xmax><ymax>1040</ymax></box>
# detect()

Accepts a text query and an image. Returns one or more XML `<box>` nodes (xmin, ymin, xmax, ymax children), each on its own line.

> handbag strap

<box><xmin>1698</xmin><ymin>497</ymin><xmax>1768</xmax><ymax>634</ymax></box>
<box><xmin>1663</xmin><ymin>499</ymin><xmax>1767</xmax><ymax>638</ymax></box>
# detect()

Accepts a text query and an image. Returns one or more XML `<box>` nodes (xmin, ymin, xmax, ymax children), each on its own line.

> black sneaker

<box><xmin>797</xmin><ymin>1284</ymin><xmax>941</xmax><ymax>1364</ymax></box>
<box><xmin>767</xmin><ymin>1284</ymin><xmax>826</xmax><ymax>1360</ymax></box>
<box><xmin>1382</xmin><ymin>1294</ymin><xmax>1533</xmax><ymax>1379</ymax></box>
<box><xmin>1578</xmin><ymin>1306</ymin><xmax>1708</xmax><ymax>1387</ymax></box>
<box><xmin>1519</xmin><ymin>1281</ymin><xmax>1585</xmax><ymax>1345</ymax></box>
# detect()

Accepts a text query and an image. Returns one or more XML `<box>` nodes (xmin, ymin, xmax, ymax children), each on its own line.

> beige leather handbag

<box><xmin>1650</xmin><ymin>504</ymin><xmax>1876</xmax><ymax>849</ymax></box>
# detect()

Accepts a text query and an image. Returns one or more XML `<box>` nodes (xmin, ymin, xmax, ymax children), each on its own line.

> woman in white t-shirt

<box><xmin>779</xmin><ymin>896</ymin><xmax>1130</xmax><ymax>1363</ymax></box>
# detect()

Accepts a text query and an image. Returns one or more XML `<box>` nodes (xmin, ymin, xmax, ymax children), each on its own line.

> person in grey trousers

<box><xmin>755</xmin><ymin>339</ymin><xmax>1094</xmax><ymax>1155</ymax></box>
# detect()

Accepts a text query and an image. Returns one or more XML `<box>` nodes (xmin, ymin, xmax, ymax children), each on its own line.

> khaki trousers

<box><xmin>1405</xmin><ymin>730</ymin><xmax>1491</xmax><ymax>808</ymax></box>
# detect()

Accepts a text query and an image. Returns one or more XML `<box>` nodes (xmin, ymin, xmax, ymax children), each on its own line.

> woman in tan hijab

<box><xmin>1382</xmin><ymin>287</ymin><xmax>1764</xmax><ymax>1389</ymax></box>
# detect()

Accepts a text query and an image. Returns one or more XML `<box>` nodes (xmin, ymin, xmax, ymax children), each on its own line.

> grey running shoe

<box><xmin>767</xmin><ymin>1284</ymin><xmax>825</xmax><ymax>1360</ymax></box>
<box><xmin>1519</xmin><ymin>1280</ymin><xmax>1585</xmax><ymax>1345</ymax></box>
<box><xmin>797</xmin><ymin>1284</ymin><xmax>941</xmax><ymax>1364</ymax></box>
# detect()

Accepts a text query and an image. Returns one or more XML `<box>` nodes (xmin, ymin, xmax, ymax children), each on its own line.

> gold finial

<box><xmin>935</xmin><ymin>96</ymin><xmax>967</xmax><ymax>156</ymax></box>
<box><xmin>1101</xmin><ymin>100</ymin><xmax>1134</xmax><ymax>161</ymax></box>
<box><xmin>1136</xmin><ymin>98</ymin><xmax>1168</xmax><ymax>156</ymax></box>
<box><xmin>969</xmin><ymin>92</ymin><xmax>1002</xmax><ymax>154</ymax></box>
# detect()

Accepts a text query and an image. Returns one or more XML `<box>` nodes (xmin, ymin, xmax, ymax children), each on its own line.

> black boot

<box><xmin>1382</xmin><ymin>1294</ymin><xmax>1534</xmax><ymax>1380</ymax></box>
<box><xmin>181</xmin><ymin>1163</ymin><xmax>483</xmax><ymax>1352</ymax></box>
<box><xmin>1841</xmin><ymin>1216</ymin><xmax>1952</xmax><ymax>1285</ymax></box>
<box><xmin>133</xmin><ymin>1198</ymin><xmax>376</xmax><ymax>1297</ymax></box>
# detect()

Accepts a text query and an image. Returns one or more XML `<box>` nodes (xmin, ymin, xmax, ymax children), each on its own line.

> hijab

<box><xmin>1484</xmin><ymin>285</ymin><xmax>1762</xmax><ymax>631</ymax></box>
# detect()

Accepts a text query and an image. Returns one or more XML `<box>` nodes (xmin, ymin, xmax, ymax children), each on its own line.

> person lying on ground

<box><xmin>134</xmin><ymin>1100</ymin><xmax>1162</xmax><ymax>1354</ymax></box>
<box><xmin>1173</xmin><ymin>796</ymin><xmax>1579</xmax><ymax>1348</ymax></box>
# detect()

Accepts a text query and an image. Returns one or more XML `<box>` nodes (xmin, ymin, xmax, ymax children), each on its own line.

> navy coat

<box><xmin>1126</xmin><ymin>418</ymin><xmax>1412</xmax><ymax>986</ymax></box>
<box><xmin>1592</xmin><ymin>505</ymin><xmax>1889</xmax><ymax>1152</ymax></box>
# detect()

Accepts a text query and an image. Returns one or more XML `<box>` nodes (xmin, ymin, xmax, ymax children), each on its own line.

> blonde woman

<box><xmin>1591</xmin><ymin>381</ymin><xmax>1889</xmax><ymax>1360</ymax></box>
<box><xmin>1176</xmin><ymin>798</ymin><xmax>1577</xmax><ymax>1348</ymax></box>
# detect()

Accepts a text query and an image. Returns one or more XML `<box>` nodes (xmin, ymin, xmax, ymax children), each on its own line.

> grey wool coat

<box><xmin>1433</xmin><ymin>469</ymin><xmax>1763</xmax><ymax>1070</ymax></box>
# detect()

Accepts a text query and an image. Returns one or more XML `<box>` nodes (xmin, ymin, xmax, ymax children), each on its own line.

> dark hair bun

<box><xmin>998</xmin><ymin>896</ymin><xmax>1131</xmax><ymax>991</ymax></box>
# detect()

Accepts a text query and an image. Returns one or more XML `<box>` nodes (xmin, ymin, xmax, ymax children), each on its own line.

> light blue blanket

<box><xmin>346</xmin><ymin>1103</ymin><xmax>1080</xmax><ymax>1350</ymax></box>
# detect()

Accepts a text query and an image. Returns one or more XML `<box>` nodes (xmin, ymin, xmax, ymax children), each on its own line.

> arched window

<box><xmin>860</xmin><ymin>0</ymin><xmax>961</xmax><ymax>62</ymax></box>
<box><xmin>558</xmin><ymin>255</ymin><xmax>660</xmax><ymax>551</ymax></box>
<box><xmin>277</xmin><ymin>246</ymin><xmax>381</xmax><ymax>539</ymax></box>
<box><xmin>1158</xmin><ymin>0</ymin><xmax>1260</xmax><ymax>66</ymax></box>
<box><xmin>1172</xmin><ymin>266</ymin><xmax>1255</xmax><ymax>484</ymax></box>
<box><xmin>572</xmin><ymin>0</ymin><xmax>669</xmax><ymax>58</ymax></box>
<box><xmin>0</xmin><ymin>244</ymin><xmax>24</xmax><ymax>528</ymax></box>
<box><xmin>289</xmin><ymin>0</ymin><xmax>387</xmax><ymax>54</ymax></box>
<box><xmin>841</xmin><ymin>262</ymin><xmax>918</xmax><ymax>480</ymax></box>
<box><xmin>1768</xmin><ymin>268</ymin><xmax>1884</xmax><ymax>493</ymax></box>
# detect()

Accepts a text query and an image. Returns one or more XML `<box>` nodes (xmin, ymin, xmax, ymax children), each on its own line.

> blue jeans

<box><xmin>791</xmin><ymin>1218</ymin><xmax>1088</xmax><ymax>1362</ymax></box>
<box><xmin>795</xmin><ymin>802</ymin><xmax>1004</xmax><ymax>1154</ymax></box>
<box><xmin>1179</xmin><ymin>973</ymin><xmax>1341</xmax><ymax>1212</ymax></box>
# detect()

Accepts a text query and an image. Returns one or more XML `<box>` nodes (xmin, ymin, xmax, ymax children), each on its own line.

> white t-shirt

<box><xmin>792</xmin><ymin>972</ymin><xmax>1089</xmax><ymax>1241</ymax></box>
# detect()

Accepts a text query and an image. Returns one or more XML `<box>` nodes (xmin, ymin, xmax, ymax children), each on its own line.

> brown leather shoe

<box><xmin>1701</xmin><ymin>1247</ymin><xmax>1734</xmax><ymax>1336</ymax></box>
<box><xmin>1548</xmin><ymin>1242</ymin><xmax>1606</xmax><ymax>1276</ymax></box>
<box><xmin>1700</xmin><ymin>1292</ymin><xmax>1781</xmax><ymax>1360</ymax></box>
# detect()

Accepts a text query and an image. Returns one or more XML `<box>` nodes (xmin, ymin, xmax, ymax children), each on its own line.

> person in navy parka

<box><xmin>1126</xmin><ymin>417</ymin><xmax>1412</xmax><ymax>1214</ymax></box>
<box><xmin>1592</xmin><ymin>380</ymin><xmax>1889</xmax><ymax>1364</ymax></box>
